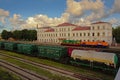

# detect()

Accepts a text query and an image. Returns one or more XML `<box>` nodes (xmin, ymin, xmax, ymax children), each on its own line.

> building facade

<box><xmin>37</xmin><ymin>22</ymin><xmax>112</xmax><ymax>44</ymax></box>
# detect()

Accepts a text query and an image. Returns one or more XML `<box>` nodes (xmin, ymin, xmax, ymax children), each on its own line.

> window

<box><xmin>68</xmin><ymin>33</ymin><xmax>70</xmax><ymax>37</ymax></box>
<box><xmin>84</xmin><ymin>33</ymin><xmax>86</xmax><ymax>36</ymax></box>
<box><xmin>98</xmin><ymin>26</ymin><xmax>100</xmax><ymax>30</ymax></box>
<box><xmin>62</xmin><ymin>33</ymin><xmax>64</xmax><ymax>36</ymax></box>
<box><xmin>73</xmin><ymin>33</ymin><xmax>75</xmax><ymax>36</ymax></box>
<box><xmin>76</xmin><ymin>33</ymin><xmax>78</xmax><ymax>36</ymax></box>
<box><xmin>93</xmin><ymin>26</ymin><xmax>94</xmax><ymax>30</ymax></box>
<box><xmin>68</xmin><ymin>28</ymin><xmax>70</xmax><ymax>31</ymax></box>
<box><xmin>103</xmin><ymin>26</ymin><xmax>105</xmax><ymax>29</ymax></box>
<box><xmin>64</xmin><ymin>33</ymin><xmax>66</xmax><ymax>37</ymax></box>
<box><xmin>60</xmin><ymin>34</ymin><xmax>61</xmax><ymax>37</ymax></box>
<box><xmin>88</xmin><ymin>33</ymin><xmax>90</xmax><ymax>36</ymax></box>
<box><xmin>103</xmin><ymin>32</ymin><xmax>105</xmax><ymax>36</ymax></box>
<box><xmin>97</xmin><ymin>33</ymin><xmax>100</xmax><ymax>36</ymax></box>
<box><xmin>64</xmin><ymin>28</ymin><xmax>66</xmax><ymax>31</ymax></box>
<box><xmin>80</xmin><ymin>33</ymin><xmax>82</xmax><ymax>36</ymax></box>
<box><xmin>92</xmin><ymin>33</ymin><xmax>94</xmax><ymax>36</ymax></box>
<box><xmin>62</xmin><ymin>28</ymin><xmax>63</xmax><ymax>32</ymax></box>
<box><xmin>59</xmin><ymin>28</ymin><xmax>61</xmax><ymax>32</ymax></box>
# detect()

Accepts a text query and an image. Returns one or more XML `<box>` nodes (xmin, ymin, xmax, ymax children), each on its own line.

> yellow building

<box><xmin>37</xmin><ymin>21</ymin><xmax>112</xmax><ymax>45</ymax></box>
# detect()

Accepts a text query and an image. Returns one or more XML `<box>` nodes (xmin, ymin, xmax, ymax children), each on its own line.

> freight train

<box><xmin>0</xmin><ymin>41</ymin><xmax>118</xmax><ymax>74</ymax></box>
<box><xmin>61</xmin><ymin>40</ymin><xmax>109</xmax><ymax>48</ymax></box>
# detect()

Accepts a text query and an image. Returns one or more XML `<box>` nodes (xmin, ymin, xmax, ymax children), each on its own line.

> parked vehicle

<box><xmin>61</xmin><ymin>40</ymin><xmax>109</xmax><ymax>48</ymax></box>
<box><xmin>68</xmin><ymin>48</ymin><xmax>118</xmax><ymax>73</ymax></box>
<box><xmin>0</xmin><ymin>41</ymin><xmax>118</xmax><ymax>74</ymax></box>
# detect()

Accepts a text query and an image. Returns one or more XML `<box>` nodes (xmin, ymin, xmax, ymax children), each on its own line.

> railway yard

<box><xmin>0</xmin><ymin>41</ymin><xmax>120</xmax><ymax>80</ymax></box>
<box><xmin>0</xmin><ymin>50</ymin><xmax>118</xmax><ymax>80</ymax></box>
<box><xmin>0</xmin><ymin>51</ymin><xmax>101</xmax><ymax>80</ymax></box>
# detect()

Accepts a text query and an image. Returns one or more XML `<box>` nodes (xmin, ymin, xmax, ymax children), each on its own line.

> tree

<box><xmin>113</xmin><ymin>26</ymin><xmax>120</xmax><ymax>43</ymax></box>
<box><xmin>1</xmin><ymin>30</ymin><xmax>9</xmax><ymax>40</ymax></box>
<box><xmin>1</xmin><ymin>30</ymin><xmax>13</xmax><ymax>40</ymax></box>
<box><xmin>1</xmin><ymin>29</ymin><xmax>37</xmax><ymax>41</ymax></box>
<box><xmin>28</xmin><ymin>30</ymin><xmax>37</xmax><ymax>41</ymax></box>
<box><xmin>13</xmin><ymin>30</ymin><xmax>22</xmax><ymax>40</ymax></box>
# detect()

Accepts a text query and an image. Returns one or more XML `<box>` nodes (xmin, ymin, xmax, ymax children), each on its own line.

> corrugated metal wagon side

<box><xmin>4</xmin><ymin>42</ymin><xmax>17</xmax><ymax>51</ymax></box>
<box><xmin>17</xmin><ymin>43</ymin><xmax>37</xmax><ymax>56</ymax></box>
<box><xmin>37</xmin><ymin>45</ymin><xmax>68</xmax><ymax>63</ymax></box>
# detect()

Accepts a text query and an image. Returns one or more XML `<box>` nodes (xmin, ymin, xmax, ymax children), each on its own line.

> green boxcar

<box><xmin>0</xmin><ymin>41</ymin><xmax>5</xmax><ymax>49</ymax></box>
<box><xmin>17</xmin><ymin>43</ymin><xmax>37</xmax><ymax>55</ymax></box>
<box><xmin>4</xmin><ymin>42</ymin><xmax>17</xmax><ymax>51</ymax></box>
<box><xmin>37</xmin><ymin>45</ymin><xmax>68</xmax><ymax>61</ymax></box>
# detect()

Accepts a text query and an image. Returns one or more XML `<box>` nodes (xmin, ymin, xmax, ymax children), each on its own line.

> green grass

<box><xmin>0</xmin><ymin>67</ymin><xmax>22</xmax><ymax>80</ymax></box>
<box><xmin>0</xmin><ymin>50</ymin><xmax>115</xmax><ymax>80</ymax></box>
<box><xmin>0</xmin><ymin>54</ymin><xmax>74</xmax><ymax>80</ymax></box>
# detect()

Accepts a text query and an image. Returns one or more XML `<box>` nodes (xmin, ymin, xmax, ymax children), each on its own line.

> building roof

<box><xmin>72</xmin><ymin>26</ymin><xmax>90</xmax><ymax>31</ymax></box>
<box><xmin>91</xmin><ymin>21</ymin><xmax>110</xmax><ymax>24</ymax></box>
<box><xmin>57</xmin><ymin>22</ymin><xmax>77</xmax><ymax>27</ymax></box>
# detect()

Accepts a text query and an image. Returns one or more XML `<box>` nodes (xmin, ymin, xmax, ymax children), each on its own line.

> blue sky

<box><xmin>0</xmin><ymin>0</ymin><xmax>120</xmax><ymax>32</ymax></box>
<box><xmin>0</xmin><ymin>0</ymin><xmax>66</xmax><ymax>18</ymax></box>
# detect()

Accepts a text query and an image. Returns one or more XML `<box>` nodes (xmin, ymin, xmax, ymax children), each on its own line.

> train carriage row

<box><xmin>0</xmin><ymin>41</ymin><xmax>119</xmax><ymax>74</ymax></box>
<box><xmin>61</xmin><ymin>40</ymin><xmax>109</xmax><ymax>48</ymax></box>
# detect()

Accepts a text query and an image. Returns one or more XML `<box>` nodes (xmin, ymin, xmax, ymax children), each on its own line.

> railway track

<box><xmin>0</xmin><ymin>52</ymin><xmax>101</xmax><ymax>80</ymax></box>
<box><xmin>0</xmin><ymin>59</ymin><xmax>48</xmax><ymax>80</ymax></box>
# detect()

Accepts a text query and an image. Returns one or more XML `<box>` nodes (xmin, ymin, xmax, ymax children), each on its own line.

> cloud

<box><xmin>65</xmin><ymin>0</ymin><xmax>106</xmax><ymax>24</ymax></box>
<box><xmin>0</xmin><ymin>9</ymin><xmax>9</xmax><ymax>17</ymax></box>
<box><xmin>0</xmin><ymin>24</ymin><xmax>4</xmax><ymax>28</ymax></box>
<box><xmin>111</xmin><ymin>0</ymin><xmax>120</xmax><ymax>13</ymax></box>
<box><xmin>0</xmin><ymin>9</ymin><xmax>9</xmax><ymax>24</ymax></box>
<box><xmin>9</xmin><ymin>14</ymin><xmax>26</xmax><ymax>29</ymax></box>
<box><xmin>9</xmin><ymin>14</ymin><xmax>25</xmax><ymax>26</ymax></box>
<box><xmin>66</xmin><ymin>0</ymin><xmax>83</xmax><ymax>16</ymax></box>
<box><xmin>109</xmin><ymin>18</ymin><xmax>120</xmax><ymax>26</ymax></box>
<box><xmin>5</xmin><ymin>0</ymin><xmax>120</xmax><ymax>30</ymax></box>
<box><xmin>17</xmin><ymin>0</ymin><xmax>108</xmax><ymax>29</ymax></box>
<box><xmin>20</xmin><ymin>13</ymin><xmax>70</xmax><ymax>29</ymax></box>
<box><xmin>66</xmin><ymin>0</ymin><xmax>104</xmax><ymax>16</ymax></box>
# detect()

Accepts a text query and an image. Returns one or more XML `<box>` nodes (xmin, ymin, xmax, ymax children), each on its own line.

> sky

<box><xmin>0</xmin><ymin>0</ymin><xmax>120</xmax><ymax>32</ymax></box>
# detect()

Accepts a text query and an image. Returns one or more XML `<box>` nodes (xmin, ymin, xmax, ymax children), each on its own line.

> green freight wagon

<box><xmin>4</xmin><ymin>42</ymin><xmax>17</xmax><ymax>51</ymax></box>
<box><xmin>37</xmin><ymin>45</ymin><xmax>68</xmax><ymax>62</ymax></box>
<box><xmin>17</xmin><ymin>43</ymin><xmax>37</xmax><ymax>56</ymax></box>
<box><xmin>0</xmin><ymin>41</ymin><xmax>5</xmax><ymax>49</ymax></box>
